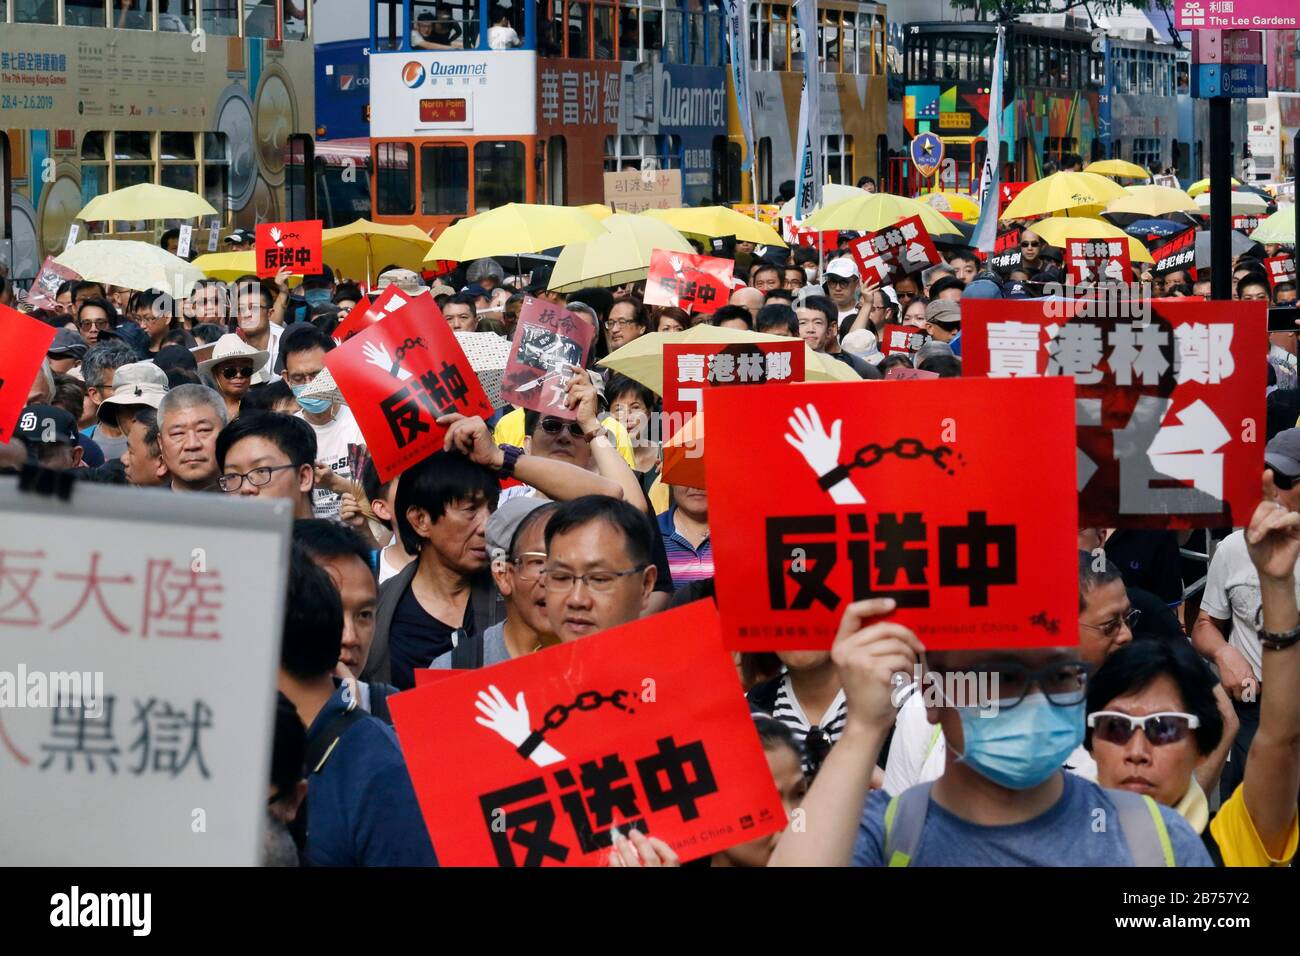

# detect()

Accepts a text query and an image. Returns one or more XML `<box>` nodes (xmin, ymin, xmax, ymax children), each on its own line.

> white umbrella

<box><xmin>778</xmin><ymin>183</ymin><xmax>866</xmax><ymax>222</ymax></box>
<box><xmin>1195</xmin><ymin>191</ymin><xmax>1268</xmax><ymax>216</ymax></box>
<box><xmin>54</xmin><ymin>240</ymin><xmax>205</xmax><ymax>297</ymax></box>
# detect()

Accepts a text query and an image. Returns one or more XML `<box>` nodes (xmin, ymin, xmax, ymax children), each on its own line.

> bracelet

<box><xmin>496</xmin><ymin>444</ymin><xmax>524</xmax><ymax>480</ymax></box>
<box><xmin>1259</xmin><ymin>623</ymin><xmax>1300</xmax><ymax>651</ymax></box>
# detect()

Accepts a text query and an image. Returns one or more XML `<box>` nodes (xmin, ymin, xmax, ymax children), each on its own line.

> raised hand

<box><xmin>1245</xmin><ymin>472</ymin><xmax>1300</xmax><ymax>582</ymax></box>
<box><xmin>269</xmin><ymin>225</ymin><xmax>284</xmax><ymax>246</ymax></box>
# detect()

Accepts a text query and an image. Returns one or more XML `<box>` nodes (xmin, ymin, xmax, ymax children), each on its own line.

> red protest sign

<box><xmin>998</xmin><ymin>181</ymin><xmax>1029</xmax><ymax>216</ymax></box>
<box><xmin>848</xmin><ymin>215</ymin><xmax>940</xmax><ymax>285</ymax></box>
<box><xmin>879</xmin><ymin>323</ymin><xmax>931</xmax><ymax>358</ymax></box>
<box><xmin>784</xmin><ymin>216</ymin><xmax>839</xmax><ymax>254</ymax></box>
<box><xmin>988</xmin><ymin>227</ymin><xmax>1023</xmax><ymax>273</ymax></box>
<box><xmin>0</xmin><ymin>305</ymin><xmax>59</xmax><ymax>442</ymax></box>
<box><xmin>1231</xmin><ymin>215</ymin><xmax>1261</xmax><ymax>234</ymax></box>
<box><xmin>704</xmin><ymin>377</ymin><xmax>1078</xmax><ymax>651</ymax></box>
<box><xmin>885</xmin><ymin>367</ymin><xmax>939</xmax><ymax>381</ymax></box>
<box><xmin>960</xmin><ymin>299</ymin><xmax>1265</xmax><ymax>530</ymax></box>
<box><xmin>660</xmin><ymin>341</ymin><xmax>804</xmax><ymax>487</ymax></box>
<box><xmin>644</xmin><ymin>249</ymin><xmax>732</xmax><ymax>315</ymax></box>
<box><xmin>23</xmin><ymin>256</ymin><xmax>81</xmax><ymax>312</ymax></box>
<box><xmin>325</xmin><ymin>293</ymin><xmax>494</xmax><ymax>482</ymax></box>
<box><xmin>331</xmin><ymin>286</ymin><xmax>415</xmax><ymax>344</ymax></box>
<box><xmin>389</xmin><ymin>600</ymin><xmax>786</xmax><ymax>867</ymax></box>
<box><xmin>1265</xmin><ymin>255</ymin><xmax>1296</xmax><ymax>287</ymax></box>
<box><xmin>499</xmin><ymin>297</ymin><xmax>596</xmax><ymax>419</ymax></box>
<box><xmin>1064</xmin><ymin>237</ymin><xmax>1133</xmax><ymax>285</ymax></box>
<box><xmin>255</xmin><ymin>220</ymin><xmax>323</xmax><ymax>279</ymax></box>
<box><xmin>413</xmin><ymin>669</ymin><xmax>459</xmax><ymax>688</ymax></box>
<box><xmin>1150</xmin><ymin>228</ymin><xmax>1198</xmax><ymax>280</ymax></box>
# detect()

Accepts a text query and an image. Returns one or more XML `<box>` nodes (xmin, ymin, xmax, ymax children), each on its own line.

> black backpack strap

<box><xmin>304</xmin><ymin>707</ymin><xmax>369</xmax><ymax>775</ymax></box>
<box><xmin>451</xmin><ymin>631</ymin><xmax>485</xmax><ymax>669</ymax></box>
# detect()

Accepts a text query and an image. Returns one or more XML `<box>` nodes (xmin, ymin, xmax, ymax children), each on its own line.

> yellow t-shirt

<box><xmin>492</xmin><ymin>407</ymin><xmax>636</xmax><ymax>469</ymax></box>
<box><xmin>1207</xmin><ymin>781</ymin><xmax>1299</xmax><ymax>867</ymax></box>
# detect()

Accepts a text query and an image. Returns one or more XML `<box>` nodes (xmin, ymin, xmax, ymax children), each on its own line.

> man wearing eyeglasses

<box><xmin>215</xmin><ymin>412</ymin><xmax>317</xmax><ymax>520</ymax></box>
<box><xmin>542</xmin><ymin>496</ymin><xmax>658</xmax><ymax>643</ymax></box>
<box><xmin>769</xmin><ymin>598</ymin><xmax>1212</xmax><ymax>866</ymax></box>
<box><xmin>78</xmin><ymin>343</ymin><xmax>142</xmax><ymax>460</ymax></box>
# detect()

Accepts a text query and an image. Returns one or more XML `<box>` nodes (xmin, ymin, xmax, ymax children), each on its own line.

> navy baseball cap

<box><xmin>15</xmin><ymin>404</ymin><xmax>78</xmax><ymax>447</ymax></box>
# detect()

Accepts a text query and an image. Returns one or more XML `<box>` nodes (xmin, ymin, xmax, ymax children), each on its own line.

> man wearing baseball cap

<box><xmin>923</xmin><ymin>299</ymin><xmax>961</xmax><ymax>344</ymax></box>
<box><xmin>15</xmin><ymin>404</ymin><xmax>83</xmax><ymax>470</ymax></box>
<box><xmin>823</xmin><ymin>256</ymin><xmax>861</xmax><ymax>323</ymax></box>
<box><xmin>46</xmin><ymin>329</ymin><xmax>87</xmax><ymax>375</ymax></box>
<box><xmin>223</xmin><ymin>228</ymin><xmax>255</xmax><ymax>250</ymax></box>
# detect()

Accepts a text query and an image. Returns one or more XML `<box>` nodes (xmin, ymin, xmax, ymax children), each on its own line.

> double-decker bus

<box><xmin>1101</xmin><ymin>34</ymin><xmax>1202</xmax><ymax>183</ymax></box>
<box><xmin>895</xmin><ymin>20</ymin><xmax>1102</xmax><ymax>194</ymax></box>
<box><xmin>735</xmin><ymin>0</ymin><xmax>889</xmax><ymax>204</ymax></box>
<box><xmin>0</xmin><ymin>0</ymin><xmax>316</xmax><ymax>280</ymax></box>
<box><xmin>367</xmin><ymin>0</ymin><xmax>730</xmax><ymax>237</ymax></box>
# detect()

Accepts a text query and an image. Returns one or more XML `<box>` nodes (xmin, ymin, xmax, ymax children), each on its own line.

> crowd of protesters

<box><xmin>1</xmin><ymin>172</ymin><xmax>1297</xmax><ymax>869</ymax></box>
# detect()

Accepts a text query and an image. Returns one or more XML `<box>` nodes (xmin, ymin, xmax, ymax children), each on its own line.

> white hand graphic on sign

<box><xmin>785</xmin><ymin>404</ymin><xmax>866</xmax><ymax>505</ymax></box>
<box><xmin>474</xmin><ymin>684</ymin><xmax>567</xmax><ymax>768</ymax></box>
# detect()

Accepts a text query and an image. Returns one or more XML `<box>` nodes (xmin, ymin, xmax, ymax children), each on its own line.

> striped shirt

<box><xmin>772</xmin><ymin>675</ymin><xmax>848</xmax><ymax>777</ymax></box>
<box><xmin>656</xmin><ymin>506</ymin><xmax>713</xmax><ymax>590</ymax></box>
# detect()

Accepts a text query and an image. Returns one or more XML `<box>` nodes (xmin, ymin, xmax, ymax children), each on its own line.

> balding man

<box><xmin>729</xmin><ymin>286</ymin><xmax>764</xmax><ymax>323</ymax></box>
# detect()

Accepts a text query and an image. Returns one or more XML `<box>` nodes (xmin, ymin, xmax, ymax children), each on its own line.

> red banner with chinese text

<box><xmin>644</xmin><ymin>250</ymin><xmax>733</xmax><ymax>315</ymax></box>
<box><xmin>960</xmin><ymin>299</ymin><xmax>1265</xmax><ymax>529</ymax></box>
<box><xmin>255</xmin><ymin>221</ymin><xmax>323</xmax><ymax>279</ymax></box>
<box><xmin>705</xmin><ymin>377</ymin><xmax>1079</xmax><ymax>651</ymax></box>
<box><xmin>390</xmin><ymin>600</ymin><xmax>786</xmax><ymax>867</ymax></box>
<box><xmin>847</xmin><ymin>215</ymin><xmax>941</xmax><ymax>285</ymax></box>
<box><xmin>1265</xmin><ymin>255</ymin><xmax>1296</xmax><ymax>288</ymax></box>
<box><xmin>0</xmin><ymin>304</ymin><xmax>59</xmax><ymax>442</ymax></box>
<box><xmin>325</xmin><ymin>294</ymin><xmax>494</xmax><ymax>482</ymax></box>
<box><xmin>1064</xmin><ymin>237</ymin><xmax>1133</xmax><ymax>285</ymax></box>
<box><xmin>660</xmin><ymin>341</ymin><xmax>804</xmax><ymax>487</ymax></box>
<box><xmin>878</xmin><ymin>323</ymin><xmax>931</xmax><ymax>359</ymax></box>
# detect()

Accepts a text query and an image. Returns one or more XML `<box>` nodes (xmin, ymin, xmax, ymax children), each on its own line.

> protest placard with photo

<box><xmin>325</xmin><ymin>293</ymin><xmax>494</xmax><ymax>482</ymax></box>
<box><xmin>22</xmin><ymin>257</ymin><xmax>80</xmax><ymax>312</ymax></box>
<box><xmin>0</xmin><ymin>304</ymin><xmax>59</xmax><ymax>441</ymax></box>
<box><xmin>499</xmin><ymin>298</ymin><xmax>596</xmax><ymax>419</ymax></box>
<box><xmin>256</xmin><ymin>220</ymin><xmax>323</xmax><ymax>279</ymax></box>
<box><xmin>1064</xmin><ymin>238</ymin><xmax>1133</xmax><ymax>285</ymax></box>
<box><xmin>644</xmin><ymin>249</ymin><xmax>733</xmax><ymax>315</ymax></box>
<box><xmin>390</xmin><ymin>600</ymin><xmax>786</xmax><ymax>867</ymax></box>
<box><xmin>705</xmin><ymin>377</ymin><xmax>1078</xmax><ymax>651</ymax></box>
<box><xmin>847</xmin><ymin>215</ymin><xmax>941</xmax><ymax>286</ymax></box>
<box><xmin>961</xmin><ymin>299</ymin><xmax>1265</xmax><ymax>529</ymax></box>
<box><xmin>0</xmin><ymin>482</ymin><xmax>293</xmax><ymax>864</ymax></box>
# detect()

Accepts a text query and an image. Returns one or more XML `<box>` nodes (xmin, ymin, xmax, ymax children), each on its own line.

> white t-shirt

<box><xmin>488</xmin><ymin>25</ymin><xmax>520</xmax><ymax>49</ymax></box>
<box><xmin>378</xmin><ymin>543</ymin><xmax>407</xmax><ymax>585</ymax></box>
<box><xmin>296</xmin><ymin>404</ymin><xmax>365</xmax><ymax>520</ymax></box>
<box><xmin>882</xmin><ymin>689</ymin><xmax>1097</xmax><ymax>796</ymax></box>
<box><xmin>1199</xmin><ymin>529</ymin><xmax>1282</xmax><ymax>684</ymax></box>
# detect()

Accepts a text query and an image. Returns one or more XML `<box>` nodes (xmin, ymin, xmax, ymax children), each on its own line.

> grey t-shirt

<box><xmin>852</xmin><ymin>772</ymin><xmax>1212</xmax><ymax>866</ymax></box>
<box><xmin>429</xmin><ymin>620</ymin><xmax>511</xmax><ymax>670</ymax></box>
<box><xmin>88</xmin><ymin>426</ymin><xmax>128</xmax><ymax>462</ymax></box>
<box><xmin>1198</xmin><ymin>529</ymin><xmax>1293</xmax><ymax>683</ymax></box>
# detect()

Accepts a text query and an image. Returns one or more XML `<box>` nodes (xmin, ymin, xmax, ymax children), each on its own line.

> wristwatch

<box><xmin>1259</xmin><ymin>622</ymin><xmax>1300</xmax><ymax>651</ymax></box>
<box><xmin>496</xmin><ymin>444</ymin><xmax>524</xmax><ymax>480</ymax></box>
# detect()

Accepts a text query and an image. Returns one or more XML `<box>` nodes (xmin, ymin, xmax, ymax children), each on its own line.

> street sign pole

<box><xmin>1210</xmin><ymin>98</ymin><xmax>1233</xmax><ymax>300</ymax></box>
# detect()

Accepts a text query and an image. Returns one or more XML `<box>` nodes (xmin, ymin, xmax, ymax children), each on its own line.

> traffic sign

<box><xmin>1192</xmin><ymin>29</ymin><xmax>1265</xmax><ymax>65</ymax></box>
<box><xmin>1177</xmin><ymin>0</ymin><xmax>1298</xmax><ymax>31</ymax></box>
<box><xmin>1193</xmin><ymin>63</ymin><xmax>1268</xmax><ymax>98</ymax></box>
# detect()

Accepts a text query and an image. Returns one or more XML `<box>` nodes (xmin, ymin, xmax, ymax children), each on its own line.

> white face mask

<box><xmin>803</xmin><ymin>266</ymin><xmax>819</xmax><ymax>282</ymax></box>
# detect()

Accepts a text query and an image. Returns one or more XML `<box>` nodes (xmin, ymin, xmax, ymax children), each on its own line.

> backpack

<box><xmin>882</xmin><ymin>781</ymin><xmax>1176</xmax><ymax>866</ymax></box>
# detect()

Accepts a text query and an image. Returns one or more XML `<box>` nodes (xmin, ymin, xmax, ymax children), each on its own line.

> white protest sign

<box><xmin>208</xmin><ymin>218</ymin><xmax>221</xmax><ymax>253</ymax></box>
<box><xmin>0</xmin><ymin>482</ymin><xmax>293</xmax><ymax>865</ymax></box>
<box><xmin>177</xmin><ymin>224</ymin><xmax>193</xmax><ymax>259</ymax></box>
<box><xmin>65</xmin><ymin>223</ymin><xmax>80</xmax><ymax>250</ymax></box>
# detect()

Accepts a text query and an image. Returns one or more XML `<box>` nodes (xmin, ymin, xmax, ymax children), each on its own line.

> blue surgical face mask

<box><xmin>291</xmin><ymin>382</ymin><xmax>332</xmax><ymax>415</ymax></box>
<box><xmin>952</xmin><ymin>694</ymin><xmax>1084</xmax><ymax>790</ymax></box>
<box><xmin>303</xmin><ymin>288</ymin><xmax>332</xmax><ymax>308</ymax></box>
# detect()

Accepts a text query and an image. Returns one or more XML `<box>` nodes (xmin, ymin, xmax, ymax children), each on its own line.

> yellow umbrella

<box><xmin>191</xmin><ymin>251</ymin><xmax>304</xmax><ymax>286</ymax></box>
<box><xmin>1102</xmin><ymin>184</ymin><xmax>1200</xmax><ymax>220</ymax></box>
<box><xmin>776</xmin><ymin>183</ymin><xmax>866</xmax><ymax>222</ymax></box>
<box><xmin>576</xmin><ymin>203</ymin><xmax>615</xmax><ymax>220</ymax></box>
<box><xmin>1083</xmin><ymin>159</ymin><xmax>1152</xmax><ymax>180</ymax></box>
<box><xmin>322</xmin><ymin>218</ymin><xmax>433</xmax><ymax>286</ymax></box>
<box><xmin>1186</xmin><ymin>176</ymin><xmax>1241</xmax><ymax>197</ymax></box>
<box><xmin>424</xmin><ymin>203</ymin><xmax>608</xmax><ymax>264</ymax></box>
<box><xmin>1000</xmin><ymin>171</ymin><xmax>1126</xmax><ymax>221</ymax></box>
<box><xmin>919</xmin><ymin>191</ymin><xmax>981</xmax><ymax>224</ymax></box>
<box><xmin>55</xmin><ymin>239</ymin><xmax>206</xmax><ymax>295</ymax></box>
<box><xmin>643</xmin><ymin>206</ymin><xmax>787</xmax><ymax>246</ymax></box>
<box><xmin>77</xmin><ymin>183</ymin><xmax>218</xmax><ymax>222</ymax></box>
<box><xmin>802</xmin><ymin>192</ymin><xmax>964</xmax><ymax>237</ymax></box>
<box><xmin>598</xmin><ymin>322</ymin><xmax>860</xmax><ymax>395</ymax></box>
<box><xmin>1024</xmin><ymin>217</ymin><xmax>1155</xmax><ymax>264</ymax></box>
<box><xmin>1250</xmin><ymin>205</ymin><xmax>1296</xmax><ymax>245</ymax></box>
<box><xmin>548</xmin><ymin>213</ymin><xmax>694</xmax><ymax>292</ymax></box>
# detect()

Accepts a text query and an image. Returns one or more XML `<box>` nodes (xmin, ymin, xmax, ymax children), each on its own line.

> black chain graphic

<box><xmin>517</xmin><ymin>689</ymin><xmax>636</xmax><ymax>759</ymax></box>
<box><xmin>817</xmin><ymin>437</ymin><xmax>964</xmax><ymax>490</ymax></box>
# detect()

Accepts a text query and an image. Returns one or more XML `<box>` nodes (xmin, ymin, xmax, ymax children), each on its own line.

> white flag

<box><xmin>973</xmin><ymin>26</ymin><xmax>1006</xmax><ymax>253</ymax></box>
<box><xmin>793</xmin><ymin>0</ymin><xmax>822</xmax><ymax>221</ymax></box>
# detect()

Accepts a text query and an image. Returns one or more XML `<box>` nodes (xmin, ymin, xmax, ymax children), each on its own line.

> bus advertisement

<box><xmin>0</xmin><ymin>14</ymin><xmax>314</xmax><ymax>280</ymax></box>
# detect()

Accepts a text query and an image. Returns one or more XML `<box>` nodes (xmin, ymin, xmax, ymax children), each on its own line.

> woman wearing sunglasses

<box><xmin>199</xmin><ymin>333</ymin><xmax>270</xmax><ymax>422</ymax></box>
<box><xmin>1086</xmin><ymin>495</ymin><xmax>1300</xmax><ymax>866</ymax></box>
